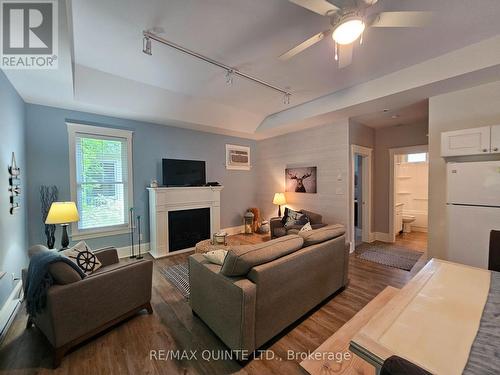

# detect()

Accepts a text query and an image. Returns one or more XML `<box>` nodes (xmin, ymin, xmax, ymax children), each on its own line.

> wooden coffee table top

<box><xmin>195</xmin><ymin>233</ymin><xmax>270</xmax><ymax>253</ymax></box>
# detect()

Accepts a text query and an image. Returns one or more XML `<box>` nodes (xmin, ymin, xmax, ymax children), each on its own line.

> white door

<box><xmin>490</xmin><ymin>125</ymin><xmax>500</xmax><ymax>154</ymax></box>
<box><xmin>447</xmin><ymin>205</ymin><xmax>500</xmax><ymax>269</ymax></box>
<box><xmin>447</xmin><ymin>161</ymin><xmax>500</xmax><ymax>206</ymax></box>
<box><xmin>440</xmin><ymin>126</ymin><xmax>490</xmax><ymax>156</ymax></box>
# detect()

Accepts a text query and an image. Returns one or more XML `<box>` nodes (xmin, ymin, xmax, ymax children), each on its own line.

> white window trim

<box><xmin>67</xmin><ymin>122</ymin><xmax>134</xmax><ymax>240</ymax></box>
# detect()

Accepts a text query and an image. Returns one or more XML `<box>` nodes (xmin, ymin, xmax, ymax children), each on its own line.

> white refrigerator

<box><xmin>447</xmin><ymin>161</ymin><xmax>500</xmax><ymax>268</ymax></box>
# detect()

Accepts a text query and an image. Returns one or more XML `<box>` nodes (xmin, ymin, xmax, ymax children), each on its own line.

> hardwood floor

<box><xmin>0</xmin><ymin>236</ymin><xmax>427</xmax><ymax>375</ymax></box>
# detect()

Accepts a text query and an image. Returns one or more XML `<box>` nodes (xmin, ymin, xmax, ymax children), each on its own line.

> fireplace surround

<box><xmin>147</xmin><ymin>186</ymin><xmax>223</xmax><ymax>257</ymax></box>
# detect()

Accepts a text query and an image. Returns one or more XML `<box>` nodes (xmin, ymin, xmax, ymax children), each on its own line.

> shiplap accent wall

<box><xmin>255</xmin><ymin>121</ymin><xmax>350</xmax><ymax>233</ymax></box>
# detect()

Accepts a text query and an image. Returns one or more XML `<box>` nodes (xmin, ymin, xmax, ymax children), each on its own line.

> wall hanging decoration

<box><xmin>285</xmin><ymin>167</ymin><xmax>317</xmax><ymax>193</ymax></box>
<box><xmin>40</xmin><ymin>185</ymin><xmax>59</xmax><ymax>249</ymax></box>
<box><xmin>8</xmin><ymin>152</ymin><xmax>21</xmax><ymax>215</ymax></box>
<box><xmin>226</xmin><ymin>144</ymin><xmax>251</xmax><ymax>170</ymax></box>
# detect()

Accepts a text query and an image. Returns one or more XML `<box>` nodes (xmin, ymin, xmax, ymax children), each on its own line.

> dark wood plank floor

<box><xmin>0</xmin><ymin>234</ymin><xmax>427</xmax><ymax>375</ymax></box>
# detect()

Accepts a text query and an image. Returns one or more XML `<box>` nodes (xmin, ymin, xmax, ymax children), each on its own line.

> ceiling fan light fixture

<box><xmin>332</xmin><ymin>17</ymin><xmax>365</xmax><ymax>45</ymax></box>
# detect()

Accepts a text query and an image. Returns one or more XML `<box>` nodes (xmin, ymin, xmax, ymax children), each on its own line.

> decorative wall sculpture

<box><xmin>8</xmin><ymin>152</ymin><xmax>21</xmax><ymax>214</ymax></box>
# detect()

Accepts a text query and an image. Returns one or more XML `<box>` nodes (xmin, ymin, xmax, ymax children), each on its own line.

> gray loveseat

<box><xmin>189</xmin><ymin>224</ymin><xmax>348</xmax><ymax>359</ymax></box>
<box><xmin>270</xmin><ymin>208</ymin><xmax>327</xmax><ymax>239</ymax></box>
<box><xmin>22</xmin><ymin>245</ymin><xmax>153</xmax><ymax>367</ymax></box>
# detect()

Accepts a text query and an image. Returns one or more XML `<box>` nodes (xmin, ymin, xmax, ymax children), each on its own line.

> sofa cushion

<box><xmin>28</xmin><ymin>244</ymin><xmax>82</xmax><ymax>285</ymax></box>
<box><xmin>221</xmin><ymin>235</ymin><xmax>304</xmax><ymax>276</ymax></box>
<box><xmin>300</xmin><ymin>209</ymin><xmax>322</xmax><ymax>225</ymax></box>
<box><xmin>299</xmin><ymin>224</ymin><xmax>345</xmax><ymax>247</ymax></box>
<box><xmin>49</xmin><ymin>262</ymin><xmax>83</xmax><ymax>284</ymax></box>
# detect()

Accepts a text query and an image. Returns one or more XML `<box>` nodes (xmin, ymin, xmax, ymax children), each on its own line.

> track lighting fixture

<box><xmin>143</xmin><ymin>36</ymin><xmax>152</xmax><ymax>55</ymax></box>
<box><xmin>283</xmin><ymin>93</ymin><xmax>291</xmax><ymax>105</ymax></box>
<box><xmin>225</xmin><ymin>69</ymin><xmax>234</xmax><ymax>86</ymax></box>
<box><xmin>142</xmin><ymin>30</ymin><xmax>291</xmax><ymax>104</ymax></box>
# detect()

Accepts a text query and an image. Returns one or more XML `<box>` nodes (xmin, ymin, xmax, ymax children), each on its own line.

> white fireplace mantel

<box><xmin>147</xmin><ymin>186</ymin><xmax>223</xmax><ymax>258</ymax></box>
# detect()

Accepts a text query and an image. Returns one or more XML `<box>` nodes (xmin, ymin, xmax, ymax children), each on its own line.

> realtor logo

<box><xmin>1</xmin><ymin>0</ymin><xmax>58</xmax><ymax>69</ymax></box>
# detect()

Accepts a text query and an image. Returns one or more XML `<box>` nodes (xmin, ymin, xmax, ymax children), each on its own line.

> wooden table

<box><xmin>301</xmin><ymin>286</ymin><xmax>399</xmax><ymax>375</ymax></box>
<box><xmin>350</xmin><ymin>259</ymin><xmax>492</xmax><ymax>375</ymax></box>
<box><xmin>195</xmin><ymin>232</ymin><xmax>270</xmax><ymax>253</ymax></box>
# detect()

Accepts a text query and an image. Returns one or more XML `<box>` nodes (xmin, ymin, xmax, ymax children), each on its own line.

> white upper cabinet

<box><xmin>441</xmin><ymin>126</ymin><xmax>491</xmax><ymax>157</ymax></box>
<box><xmin>490</xmin><ymin>125</ymin><xmax>500</xmax><ymax>154</ymax></box>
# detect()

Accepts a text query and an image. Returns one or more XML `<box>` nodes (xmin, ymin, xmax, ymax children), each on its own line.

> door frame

<box><xmin>388</xmin><ymin>145</ymin><xmax>428</xmax><ymax>243</ymax></box>
<box><xmin>350</xmin><ymin>145</ymin><xmax>373</xmax><ymax>252</ymax></box>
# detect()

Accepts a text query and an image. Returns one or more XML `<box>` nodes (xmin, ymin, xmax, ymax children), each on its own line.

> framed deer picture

<box><xmin>285</xmin><ymin>167</ymin><xmax>317</xmax><ymax>193</ymax></box>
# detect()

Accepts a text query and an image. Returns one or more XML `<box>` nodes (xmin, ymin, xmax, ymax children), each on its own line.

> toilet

<box><xmin>402</xmin><ymin>215</ymin><xmax>416</xmax><ymax>233</ymax></box>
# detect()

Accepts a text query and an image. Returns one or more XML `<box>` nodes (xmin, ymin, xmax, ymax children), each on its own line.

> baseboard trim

<box><xmin>373</xmin><ymin>232</ymin><xmax>392</xmax><ymax>242</ymax></box>
<box><xmin>0</xmin><ymin>281</ymin><xmax>22</xmax><ymax>344</ymax></box>
<box><xmin>115</xmin><ymin>242</ymin><xmax>151</xmax><ymax>259</ymax></box>
<box><xmin>411</xmin><ymin>227</ymin><xmax>428</xmax><ymax>233</ymax></box>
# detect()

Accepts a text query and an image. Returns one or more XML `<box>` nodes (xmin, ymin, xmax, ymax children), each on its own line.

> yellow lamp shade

<box><xmin>273</xmin><ymin>193</ymin><xmax>286</xmax><ymax>206</ymax></box>
<box><xmin>45</xmin><ymin>202</ymin><xmax>80</xmax><ymax>224</ymax></box>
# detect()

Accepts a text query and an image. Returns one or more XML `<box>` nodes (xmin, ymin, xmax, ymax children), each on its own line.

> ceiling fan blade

<box><xmin>279</xmin><ymin>30</ymin><xmax>330</xmax><ymax>60</ymax></box>
<box><xmin>338</xmin><ymin>43</ymin><xmax>353</xmax><ymax>69</ymax></box>
<box><xmin>371</xmin><ymin>11</ymin><xmax>433</xmax><ymax>28</ymax></box>
<box><xmin>288</xmin><ymin>0</ymin><xmax>339</xmax><ymax>16</ymax></box>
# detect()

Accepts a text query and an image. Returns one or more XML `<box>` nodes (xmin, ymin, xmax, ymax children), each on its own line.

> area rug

<box><xmin>160</xmin><ymin>263</ymin><xmax>190</xmax><ymax>299</ymax></box>
<box><xmin>355</xmin><ymin>243</ymin><xmax>423</xmax><ymax>271</ymax></box>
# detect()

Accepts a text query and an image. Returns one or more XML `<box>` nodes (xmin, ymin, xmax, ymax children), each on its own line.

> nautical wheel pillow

<box><xmin>62</xmin><ymin>241</ymin><xmax>102</xmax><ymax>275</ymax></box>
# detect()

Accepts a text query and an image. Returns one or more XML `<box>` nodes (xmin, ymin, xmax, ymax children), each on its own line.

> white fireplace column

<box><xmin>147</xmin><ymin>186</ymin><xmax>223</xmax><ymax>258</ymax></box>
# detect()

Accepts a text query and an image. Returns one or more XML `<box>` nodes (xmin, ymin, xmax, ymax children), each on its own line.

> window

<box><xmin>68</xmin><ymin>123</ymin><xmax>133</xmax><ymax>239</ymax></box>
<box><xmin>406</xmin><ymin>153</ymin><xmax>427</xmax><ymax>163</ymax></box>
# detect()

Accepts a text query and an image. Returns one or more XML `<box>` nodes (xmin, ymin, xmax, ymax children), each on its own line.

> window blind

<box><xmin>75</xmin><ymin>133</ymin><xmax>129</xmax><ymax>230</ymax></box>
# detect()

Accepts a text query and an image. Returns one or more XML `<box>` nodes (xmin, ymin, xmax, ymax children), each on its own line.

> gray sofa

<box><xmin>270</xmin><ymin>208</ymin><xmax>327</xmax><ymax>239</ymax></box>
<box><xmin>22</xmin><ymin>246</ymin><xmax>153</xmax><ymax>367</ymax></box>
<box><xmin>189</xmin><ymin>224</ymin><xmax>348</xmax><ymax>359</ymax></box>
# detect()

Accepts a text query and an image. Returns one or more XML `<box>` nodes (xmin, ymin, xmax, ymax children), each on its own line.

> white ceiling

<box><xmin>4</xmin><ymin>0</ymin><xmax>500</xmax><ymax>138</ymax></box>
<box><xmin>352</xmin><ymin>100</ymin><xmax>428</xmax><ymax>129</ymax></box>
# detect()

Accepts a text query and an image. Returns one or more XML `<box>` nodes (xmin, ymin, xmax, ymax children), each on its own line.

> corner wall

<box><xmin>255</xmin><ymin>121</ymin><xmax>350</xmax><ymax>231</ymax></box>
<box><xmin>0</xmin><ymin>71</ymin><xmax>28</xmax><ymax>310</ymax></box>
<box><xmin>428</xmin><ymin>80</ymin><xmax>500</xmax><ymax>260</ymax></box>
<box><xmin>25</xmin><ymin>104</ymin><xmax>257</xmax><ymax>249</ymax></box>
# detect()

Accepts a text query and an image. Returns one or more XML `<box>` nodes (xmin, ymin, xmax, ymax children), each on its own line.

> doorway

<box><xmin>388</xmin><ymin>145</ymin><xmax>429</xmax><ymax>245</ymax></box>
<box><xmin>350</xmin><ymin>145</ymin><xmax>372</xmax><ymax>251</ymax></box>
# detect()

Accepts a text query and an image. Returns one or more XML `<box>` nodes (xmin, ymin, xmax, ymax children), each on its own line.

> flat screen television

<box><xmin>162</xmin><ymin>159</ymin><xmax>206</xmax><ymax>187</ymax></box>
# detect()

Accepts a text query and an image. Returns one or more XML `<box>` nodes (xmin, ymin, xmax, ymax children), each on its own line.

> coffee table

<box><xmin>194</xmin><ymin>238</ymin><xmax>241</xmax><ymax>254</ymax></box>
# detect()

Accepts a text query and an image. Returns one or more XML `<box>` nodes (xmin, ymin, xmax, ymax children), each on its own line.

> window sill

<box><xmin>71</xmin><ymin>227</ymin><xmax>130</xmax><ymax>241</ymax></box>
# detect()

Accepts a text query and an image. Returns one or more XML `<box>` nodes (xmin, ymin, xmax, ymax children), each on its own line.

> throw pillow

<box><xmin>284</xmin><ymin>208</ymin><xmax>309</xmax><ymax>228</ymax></box>
<box><xmin>299</xmin><ymin>222</ymin><xmax>312</xmax><ymax>233</ymax></box>
<box><xmin>61</xmin><ymin>241</ymin><xmax>102</xmax><ymax>275</ymax></box>
<box><xmin>203</xmin><ymin>250</ymin><xmax>228</xmax><ymax>265</ymax></box>
<box><xmin>281</xmin><ymin>207</ymin><xmax>289</xmax><ymax>225</ymax></box>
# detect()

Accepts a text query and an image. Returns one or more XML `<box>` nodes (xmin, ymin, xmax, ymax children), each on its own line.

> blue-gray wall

<box><xmin>0</xmin><ymin>71</ymin><xmax>28</xmax><ymax>308</ymax></box>
<box><xmin>25</xmin><ymin>104</ymin><xmax>257</xmax><ymax>249</ymax></box>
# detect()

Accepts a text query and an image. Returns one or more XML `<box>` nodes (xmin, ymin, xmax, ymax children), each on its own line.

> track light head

<box><xmin>283</xmin><ymin>93</ymin><xmax>291</xmax><ymax>105</ymax></box>
<box><xmin>143</xmin><ymin>36</ymin><xmax>152</xmax><ymax>55</ymax></box>
<box><xmin>225</xmin><ymin>69</ymin><xmax>234</xmax><ymax>86</ymax></box>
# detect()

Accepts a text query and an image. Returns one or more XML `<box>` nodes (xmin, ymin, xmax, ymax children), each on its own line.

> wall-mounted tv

<box><xmin>162</xmin><ymin>159</ymin><xmax>206</xmax><ymax>187</ymax></box>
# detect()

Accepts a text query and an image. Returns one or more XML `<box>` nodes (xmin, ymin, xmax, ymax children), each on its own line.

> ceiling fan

<box><xmin>281</xmin><ymin>0</ymin><xmax>432</xmax><ymax>68</ymax></box>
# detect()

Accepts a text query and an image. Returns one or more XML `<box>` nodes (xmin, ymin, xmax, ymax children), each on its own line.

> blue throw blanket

<box><xmin>24</xmin><ymin>251</ymin><xmax>86</xmax><ymax>317</ymax></box>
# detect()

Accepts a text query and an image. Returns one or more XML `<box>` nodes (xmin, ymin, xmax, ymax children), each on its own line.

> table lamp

<box><xmin>45</xmin><ymin>202</ymin><xmax>80</xmax><ymax>250</ymax></box>
<box><xmin>273</xmin><ymin>192</ymin><xmax>286</xmax><ymax>217</ymax></box>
